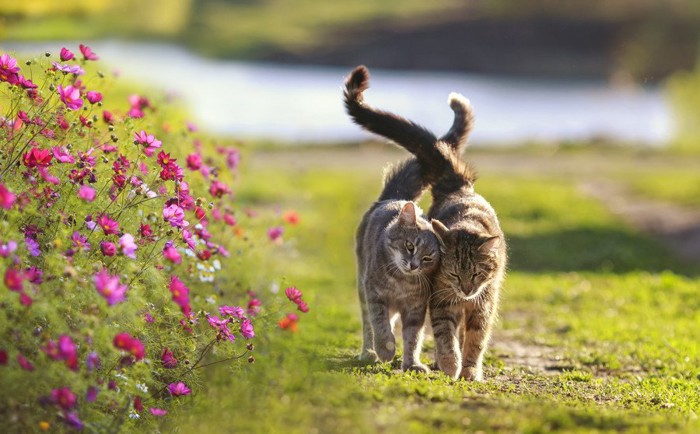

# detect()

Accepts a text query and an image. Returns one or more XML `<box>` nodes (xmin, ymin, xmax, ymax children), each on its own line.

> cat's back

<box><xmin>433</xmin><ymin>191</ymin><xmax>501</xmax><ymax>235</ymax></box>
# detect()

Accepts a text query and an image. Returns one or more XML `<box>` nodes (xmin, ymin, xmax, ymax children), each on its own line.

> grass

<box><xmin>164</xmin><ymin>146</ymin><xmax>700</xmax><ymax>433</ymax></box>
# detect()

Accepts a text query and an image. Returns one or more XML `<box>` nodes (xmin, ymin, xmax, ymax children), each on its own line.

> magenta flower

<box><xmin>247</xmin><ymin>298</ymin><xmax>261</xmax><ymax>317</ymax></box>
<box><xmin>86</xmin><ymin>352</ymin><xmax>101</xmax><ymax>371</ymax></box>
<box><xmin>0</xmin><ymin>183</ymin><xmax>15</xmax><ymax>209</ymax></box>
<box><xmin>118</xmin><ymin>233</ymin><xmax>138</xmax><ymax>259</ymax></box>
<box><xmin>17</xmin><ymin>353</ymin><xmax>34</xmax><ymax>371</ymax></box>
<box><xmin>268</xmin><ymin>226</ymin><xmax>284</xmax><ymax>242</ymax></box>
<box><xmin>161</xmin><ymin>347</ymin><xmax>177</xmax><ymax>369</ymax></box>
<box><xmin>79</xmin><ymin>44</ymin><xmax>99</xmax><ymax>60</ymax></box>
<box><xmin>96</xmin><ymin>214</ymin><xmax>119</xmax><ymax>235</ymax></box>
<box><xmin>285</xmin><ymin>286</ymin><xmax>303</xmax><ymax>302</ymax></box>
<box><xmin>51</xmin><ymin>387</ymin><xmax>77</xmax><ymax>410</ymax></box>
<box><xmin>86</xmin><ymin>91</ymin><xmax>103</xmax><ymax>104</ymax></box>
<box><xmin>57</xmin><ymin>85</ymin><xmax>83</xmax><ymax>111</ymax></box>
<box><xmin>113</xmin><ymin>332</ymin><xmax>145</xmax><ymax>361</ymax></box>
<box><xmin>0</xmin><ymin>240</ymin><xmax>18</xmax><ymax>257</ymax></box>
<box><xmin>168</xmin><ymin>382</ymin><xmax>191</xmax><ymax>397</ymax></box>
<box><xmin>150</xmin><ymin>408</ymin><xmax>168</xmax><ymax>416</ymax></box>
<box><xmin>186</xmin><ymin>153</ymin><xmax>202</xmax><ymax>170</ymax></box>
<box><xmin>63</xmin><ymin>412</ymin><xmax>84</xmax><ymax>430</ymax></box>
<box><xmin>240</xmin><ymin>319</ymin><xmax>255</xmax><ymax>339</ymax></box>
<box><xmin>70</xmin><ymin>231</ymin><xmax>90</xmax><ymax>252</ymax></box>
<box><xmin>58</xmin><ymin>335</ymin><xmax>79</xmax><ymax>371</ymax></box>
<box><xmin>207</xmin><ymin>314</ymin><xmax>235</xmax><ymax>342</ymax></box>
<box><xmin>22</xmin><ymin>147</ymin><xmax>52</xmax><ymax>168</ymax></box>
<box><xmin>86</xmin><ymin>386</ymin><xmax>99</xmax><ymax>402</ymax></box>
<box><xmin>52</xmin><ymin>62</ymin><xmax>85</xmax><ymax>76</ymax></box>
<box><xmin>169</xmin><ymin>275</ymin><xmax>191</xmax><ymax>316</ymax></box>
<box><xmin>209</xmin><ymin>179</ymin><xmax>231</xmax><ymax>198</ymax></box>
<box><xmin>162</xmin><ymin>241</ymin><xmax>182</xmax><ymax>264</ymax></box>
<box><xmin>144</xmin><ymin>312</ymin><xmax>155</xmax><ymax>323</ymax></box>
<box><xmin>0</xmin><ymin>54</ymin><xmax>20</xmax><ymax>84</ymax></box>
<box><xmin>94</xmin><ymin>269</ymin><xmax>128</xmax><ymax>305</ymax></box>
<box><xmin>219</xmin><ymin>305</ymin><xmax>245</xmax><ymax>319</ymax></box>
<box><xmin>163</xmin><ymin>204</ymin><xmax>187</xmax><ymax>228</ymax></box>
<box><xmin>4</xmin><ymin>267</ymin><xmax>24</xmax><ymax>291</ymax></box>
<box><xmin>78</xmin><ymin>185</ymin><xmax>96</xmax><ymax>202</ymax></box>
<box><xmin>134</xmin><ymin>130</ymin><xmax>162</xmax><ymax>157</ymax></box>
<box><xmin>60</xmin><ymin>47</ymin><xmax>75</xmax><ymax>61</ymax></box>
<box><xmin>100</xmin><ymin>241</ymin><xmax>116</xmax><ymax>257</ymax></box>
<box><xmin>51</xmin><ymin>146</ymin><xmax>75</xmax><ymax>164</ymax></box>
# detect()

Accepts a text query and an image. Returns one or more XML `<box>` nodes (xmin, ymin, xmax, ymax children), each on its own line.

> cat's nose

<box><xmin>409</xmin><ymin>262</ymin><xmax>419</xmax><ymax>271</ymax></box>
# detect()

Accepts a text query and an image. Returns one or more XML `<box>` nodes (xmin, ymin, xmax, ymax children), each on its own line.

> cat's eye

<box><xmin>422</xmin><ymin>256</ymin><xmax>433</xmax><ymax>263</ymax></box>
<box><xmin>405</xmin><ymin>241</ymin><xmax>414</xmax><ymax>252</ymax></box>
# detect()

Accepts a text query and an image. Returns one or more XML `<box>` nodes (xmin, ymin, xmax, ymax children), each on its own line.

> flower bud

<box><xmin>248</xmin><ymin>356</ymin><xmax>255</xmax><ymax>364</ymax></box>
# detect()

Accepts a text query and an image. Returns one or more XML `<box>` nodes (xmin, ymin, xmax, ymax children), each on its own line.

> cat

<box><xmin>345</xmin><ymin>65</ymin><xmax>470</xmax><ymax>372</ymax></box>
<box><xmin>346</xmin><ymin>65</ymin><xmax>506</xmax><ymax>381</ymax></box>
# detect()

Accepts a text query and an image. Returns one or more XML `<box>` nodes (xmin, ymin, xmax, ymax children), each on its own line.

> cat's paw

<box><xmin>402</xmin><ymin>362</ymin><xmax>431</xmax><ymax>374</ymax></box>
<box><xmin>359</xmin><ymin>349</ymin><xmax>379</xmax><ymax>363</ymax></box>
<box><xmin>375</xmin><ymin>341</ymin><xmax>396</xmax><ymax>362</ymax></box>
<box><xmin>458</xmin><ymin>366</ymin><xmax>483</xmax><ymax>382</ymax></box>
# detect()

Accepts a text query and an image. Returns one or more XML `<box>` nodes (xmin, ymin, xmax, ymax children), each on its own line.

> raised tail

<box><xmin>439</xmin><ymin>92</ymin><xmax>475</xmax><ymax>152</ymax></box>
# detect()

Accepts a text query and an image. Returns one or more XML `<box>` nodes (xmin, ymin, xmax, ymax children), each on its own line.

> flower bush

<box><xmin>0</xmin><ymin>46</ymin><xmax>306</xmax><ymax>432</ymax></box>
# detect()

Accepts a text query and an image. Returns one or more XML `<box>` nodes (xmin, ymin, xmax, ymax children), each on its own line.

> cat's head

<box><xmin>430</xmin><ymin>220</ymin><xmax>502</xmax><ymax>301</ymax></box>
<box><xmin>384</xmin><ymin>202</ymin><xmax>441</xmax><ymax>277</ymax></box>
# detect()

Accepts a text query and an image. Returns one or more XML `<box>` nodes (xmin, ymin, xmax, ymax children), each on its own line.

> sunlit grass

<box><xmin>165</xmin><ymin>148</ymin><xmax>700</xmax><ymax>433</ymax></box>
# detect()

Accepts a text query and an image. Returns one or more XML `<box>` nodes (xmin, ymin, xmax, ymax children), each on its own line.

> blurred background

<box><xmin>2</xmin><ymin>0</ymin><xmax>700</xmax><ymax>148</ymax></box>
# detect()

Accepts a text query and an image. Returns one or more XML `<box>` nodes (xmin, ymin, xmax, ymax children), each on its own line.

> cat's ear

<box><xmin>478</xmin><ymin>235</ymin><xmax>500</xmax><ymax>253</ymax></box>
<box><xmin>431</xmin><ymin>219</ymin><xmax>449</xmax><ymax>239</ymax></box>
<box><xmin>398</xmin><ymin>202</ymin><xmax>417</xmax><ymax>225</ymax></box>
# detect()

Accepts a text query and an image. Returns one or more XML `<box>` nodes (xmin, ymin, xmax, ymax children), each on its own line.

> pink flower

<box><xmin>52</xmin><ymin>62</ymin><xmax>84</xmax><ymax>75</ymax></box>
<box><xmin>79</xmin><ymin>44</ymin><xmax>99</xmax><ymax>60</ymax></box>
<box><xmin>86</xmin><ymin>352</ymin><xmax>101</xmax><ymax>371</ymax></box>
<box><xmin>268</xmin><ymin>226</ymin><xmax>284</xmax><ymax>242</ymax></box>
<box><xmin>22</xmin><ymin>147</ymin><xmax>52</xmax><ymax>168</ymax></box>
<box><xmin>163</xmin><ymin>204</ymin><xmax>187</xmax><ymax>228</ymax></box>
<box><xmin>161</xmin><ymin>347</ymin><xmax>177</xmax><ymax>368</ymax></box>
<box><xmin>0</xmin><ymin>240</ymin><xmax>17</xmax><ymax>257</ymax></box>
<box><xmin>0</xmin><ymin>183</ymin><xmax>15</xmax><ymax>209</ymax></box>
<box><xmin>78</xmin><ymin>185</ymin><xmax>96</xmax><ymax>202</ymax></box>
<box><xmin>118</xmin><ymin>233</ymin><xmax>138</xmax><ymax>259</ymax></box>
<box><xmin>186</xmin><ymin>153</ymin><xmax>202</xmax><ymax>170</ymax></box>
<box><xmin>96</xmin><ymin>214</ymin><xmax>119</xmax><ymax>235</ymax></box>
<box><xmin>169</xmin><ymin>275</ymin><xmax>191</xmax><ymax>316</ymax></box>
<box><xmin>51</xmin><ymin>387</ymin><xmax>77</xmax><ymax>410</ymax></box>
<box><xmin>113</xmin><ymin>332</ymin><xmax>145</xmax><ymax>361</ymax></box>
<box><xmin>51</xmin><ymin>146</ymin><xmax>75</xmax><ymax>163</ymax></box>
<box><xmin>17</xmin><ymin>353</ymin><xmax>34</xmax><ymax>371</ymax></box>
<box><xmin>240</xmin><ymin>319</ymin><xmax>255</xmax><ymax>339</ymax></box>
<box><xmin>86</xmin><ymin>386</ymin><xmax>99</xmax><ymax>402</ymax></box>
<box><xmin>57</xmin><ymin>85</ymin><xmax>83</xmax><ymax>111</ymax></box>
<box><xmin>60</xmin><ymin>47</ymin><xmax>74</xmax><ymax>61</ymax></box>
<box><xmin>162</xmin><ymin>241</ymin><xmax>182</xmax><ymax>264</ymax></box>
<box><xmin>4</xmin><ymin>267</ymin><xmax>24</xmax><ymax>291</ymax></box>
<box><xmin>86</xmin><ymin>91</ymin><xmax>103</xmax><ymax>104</ymax></box>
<box><xmin>150</xmin><ymin>408</ymin><xmax>168</xmax><ymax>416</ymax></box>
<box><xmin>0</xmin><ymin>54</ymin><xmax>20</xmax><ymax>84</ymax></box>
<box><xmin>134</xmin><ymin>130</ymin><xmax>162</xmax><ymax>157</ymax></box>
<box><xmin>219</xmin><ymin>305</ymin><xmax>245</xmax><ymax>319</ymax></box>
<box><xmin>168</xmin><ymin>382</ymin><xmax>191</xmax><ymax>397</ymax></box>
<box><xmin>100</xmin><ymin>241</ymin><xmax>116</xmax><ymax>257</ymax></box>
<box><xmin>57</xmin><ymin>335</ymin><xmax>78</xmax><ymax>371</ymax></box>
<box><xmin>209</xmin><ymin>179</ymin><xmax>231</xmax><ymax>198</ymax></box>
<box><xmin>25</xmin><ymin>237</ymin><xmax>40</xmax><ymax>257</ymax></box>
<box><xmin>207</xmin><ymin>314</ymin><xmax>235</xmax><ymax>342</ymax></box>
<box><xmin>144</xmin><ymin>312</ymin><xmax>155</xmax><ymax>323</ymax></box>
<box><xmin>285</xmin><ymin>286</ymin><xmax>303</xmax><ymax>301</ymax></box>
<box><xmin>247</xmin><ymin>298</ymin><xmax>261</xmax><ymax>317</ymax></box>
<box><xmin>94</xmin><ymin>269</ymin><xmax>128</xmax><ymax>305</ymax></box>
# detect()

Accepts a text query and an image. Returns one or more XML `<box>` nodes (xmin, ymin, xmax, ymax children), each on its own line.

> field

<box><xmin>165</xmin><ymin>145</ymin><xmax>700</xmax><ymax>433</ymax></box>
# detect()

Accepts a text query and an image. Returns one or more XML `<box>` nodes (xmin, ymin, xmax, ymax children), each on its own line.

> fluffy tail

<box><xmin>440</xmin><ymin>92</ymin><xmax>475</xmax><ymax>152</ymax></box>
<box><xmin>344</xmin><ymin>65</ymin><xmax>475</xmax><ymax>200</ymax></box>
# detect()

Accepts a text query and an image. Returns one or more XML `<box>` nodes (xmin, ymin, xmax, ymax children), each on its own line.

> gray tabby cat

<box><xmin>345</xmin><ymin>66</ymin><xmax>471</xmax><ymax>372</ymax></box>
<box><xmin>346</xmin><ymin>65</ymin><xmax>506</xmax><ymax>381</ymax></box>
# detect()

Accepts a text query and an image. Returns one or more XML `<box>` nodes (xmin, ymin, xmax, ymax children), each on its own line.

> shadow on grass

<box><xmin>507</xmin><ymin>226</ymin><xmax>698</xmax><ymax>277</ymax></box>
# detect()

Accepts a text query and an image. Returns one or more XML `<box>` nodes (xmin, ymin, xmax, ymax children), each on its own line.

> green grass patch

<box><xmin>165</xmin><ymin>150</ymin><xmax>700</xmax><ymax>433</ymax></box>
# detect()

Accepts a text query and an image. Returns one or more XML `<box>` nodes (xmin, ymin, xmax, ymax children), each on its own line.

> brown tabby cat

<box><xmin>345</xmin><ymin>66</ymin><xmax>471</xmax><ymax>372</ymax></box>
<box><xmin>346</xmin><ymin>65</ymin><xmax>506</xmax><ymax>381</ymax></box>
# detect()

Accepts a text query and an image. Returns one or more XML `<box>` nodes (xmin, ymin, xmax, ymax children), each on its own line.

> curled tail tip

<box><xmin>448</xmin><ymin>92</ymin><xmax>472</xmax><ymax>113</ymax></box>
<box><xmin>345</xmin><ymin>65</ymin><xmax>370</xmax><ymax>96</ymax></box>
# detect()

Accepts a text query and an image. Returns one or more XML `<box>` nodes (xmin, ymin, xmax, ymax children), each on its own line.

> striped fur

<box><xmin>345</xmin><ymin>65</ymin><xmax>505</xmax><ymax>381</ymax></box>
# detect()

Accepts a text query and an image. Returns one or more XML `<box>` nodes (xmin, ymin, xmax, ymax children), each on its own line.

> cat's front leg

<box><xmin>399</xmin><ymin>302</ymin><xmax>429</xmax><ymax>373</ymax></box>
<box><xmin>367</xmin><ymin>296</ymin><xmax>396</xmax><ymax>362</ymax></box>
<box><xmin>460</xmin><ymin>302</ymin><xmax>495</xmax><ymax>382</ymax></box>
<box><xmin>431</xmin><ymin>306</ymin><xmax>463</xmax><ymax>379</ymax></box>
<box><xmin>357</xmin><ymin>282</ymin><xmax>378</xmax><ymax>362</ymax></box>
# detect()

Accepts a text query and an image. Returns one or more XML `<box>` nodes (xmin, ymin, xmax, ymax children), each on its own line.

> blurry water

<box><xmin>3</xmin><ymin>41</ymin><xmax>672</xmax><ymax>145</ymax></box>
